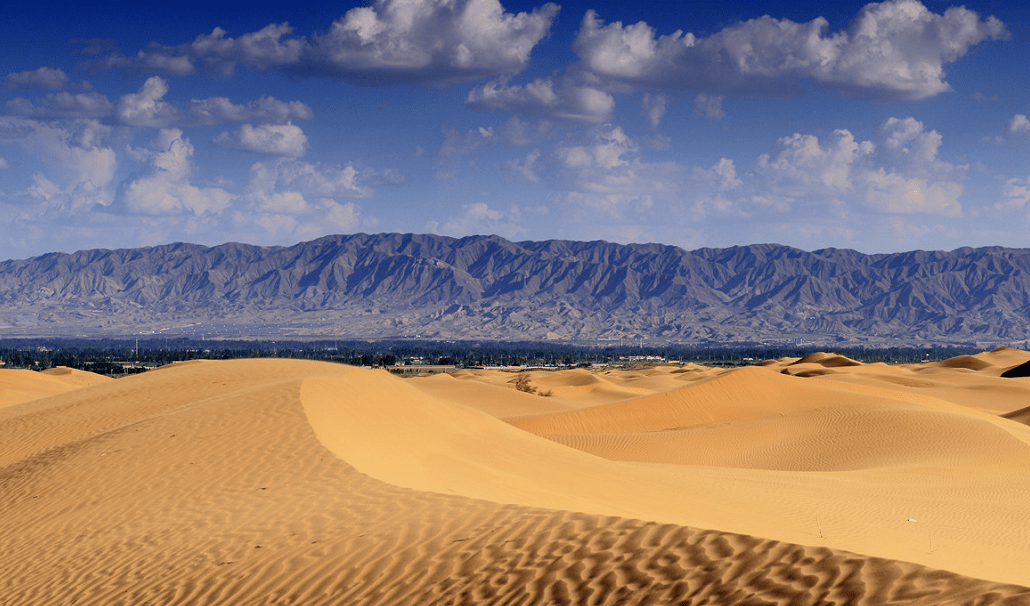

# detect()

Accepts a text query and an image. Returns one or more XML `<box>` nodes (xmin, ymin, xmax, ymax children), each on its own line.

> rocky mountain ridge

<box><xmin>1</xmin><ymin>233</ymin><xmax>1029</xmax><ymax>346</ymax></box>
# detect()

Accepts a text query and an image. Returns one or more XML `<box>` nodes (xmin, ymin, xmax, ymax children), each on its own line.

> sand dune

<box><xmin>0</xmin><ymin>366</ymin><xmax>109</xmax><ymax>409</ymax></box>
<box><xmin>2</xmin><ymin>356</ymin><xmax>1030</xmax><ymax>604</ymax></box>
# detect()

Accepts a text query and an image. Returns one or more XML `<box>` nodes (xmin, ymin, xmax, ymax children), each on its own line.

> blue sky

<box><xmin>1</xmin><ymin>0</ymin><xmax>1028</xmax><ymax>259</ymax></box>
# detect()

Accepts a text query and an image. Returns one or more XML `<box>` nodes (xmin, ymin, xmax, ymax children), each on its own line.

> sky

<box><xmin>1</xmin><ymin>0</ymin><xmax>1029</xmax><ymax>259</ymax></box>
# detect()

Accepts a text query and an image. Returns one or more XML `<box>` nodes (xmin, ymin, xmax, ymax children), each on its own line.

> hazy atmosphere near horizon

<box><xmin>2</xmin><ymin>0</ymin><xmax>1029</xmax><ymax>260</ymax></box>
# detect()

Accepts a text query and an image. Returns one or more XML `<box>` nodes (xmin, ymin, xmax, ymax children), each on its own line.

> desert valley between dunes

<box><xmin>4</xmin><ymin>349</ymin><xmax>1030</xmax><ymax>605</ymax></box>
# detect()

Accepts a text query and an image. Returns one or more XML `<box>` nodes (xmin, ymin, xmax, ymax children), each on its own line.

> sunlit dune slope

<box><xmin>3</xmin><ymin>357</ymin><xmax>1030</xmax><ymax>604</ymax></box>
<box><xmin>502</xmin><ymin>364</ymin><xmax>1030</xmax><ymax>471</ymax></box>
<box><xmin>311</xmin><ymin>363</ymin><xmax>1030</xmax><ymax>586</ymax></box>
<box><xmin>758</xmin><ymin>347</ymin><xmax>1030</xmax><ymax>414</ymax></box>
<box><xmin>0</xmin><ymin>366</ymin><xmax>110</xmax><ymax>409</ymax></box>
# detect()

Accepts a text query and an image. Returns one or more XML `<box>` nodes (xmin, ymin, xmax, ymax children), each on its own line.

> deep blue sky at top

<box><xmin>1</xmin><ymin>0</ymin><xmax>1029</xmax><ymax>258</ymax></box>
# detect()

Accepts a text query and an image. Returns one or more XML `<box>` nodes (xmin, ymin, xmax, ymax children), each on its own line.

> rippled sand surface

<box><xmin>3</xmin><ymin>350</ymin><xmax>1030</xmax><ymax>604</ymax></box>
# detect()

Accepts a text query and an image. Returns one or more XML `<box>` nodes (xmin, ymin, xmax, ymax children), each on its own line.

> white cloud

<box><xmin>116</xmin><ymin>77</ymin><xmax>179</xmax><ymax>127</ymax></box>
<box><xmin>91</xmin><ymin>0</ymin><xmax>558</xmax><ymax>86</ymax></box>
<box><xmin>186</xmin><ymin>96</ymin><xmax>313</xmax><ymax>125</ymax></box>
<box><xmin>558</xmin><ymin>125</ymin><xmax>634</xmax><ymax>171</ymax></box>
<box><xmin>466</xmin><ymin>75</ymin><xmax>614</xmax><ymax>122</ymax></box>
<box><xmin>758</xmin><ymin>129</ymin><xmax>874</xmax><ymax>195</ymax></box>
<box><xmin>87</xmin><ymin>24</ymin><xmax>302</xmax><ymax>77</ymax></box>
<box><xmin>983</xmin><ymin>114</ymin><xmax>1030</xmax><ymax>145</ymax></box>
<box><xmin>1006</xmin><ymin>114</ymin><xmax>1030</xmax><ymax>140</ymax></box>
<box><xmin>880</xmin><ymin>116</ymin><xmax>942</xmax><ymax>167</ymax></box>
<box><xmin>240</xmin><ymin>159</ymin><xmax>382</xmax><ymax>240</ymax></box>
<box><xmin>552</xmin><ymin>125</ymin><xmax>684</xmax><ymax>219</ymax></box>
<box><xmin>693</xmin><ymin>157</ymin><xmax>741</xmax><ymax>192</ymax></box>
<box><xmin>6</xmin><ymin>92</ymin><xmax>113</xmax><ymax>119</ymax></box>
<box><xmin>303</xmin><ymin>0</ymin><xmax>558</xmax><ymax>85</ymax></box>
<box><xmin>862</xmin><ymin>170</ymin><xmax>962</xmax><ymax>216</ymax></box>
<box><xmin>573</xmin><ymin>1</ymin><xmax>1006</xmax><ymax>100</ymax></box>
<box><xmin>213</xmin><ymin>123</ymin><xmax>309</xmax><ymax>157</ymax></box>
<box><xmin>755</xmin><ymin>117</ymin><xmax>963</xmax><ymax>216</ymax></box>
<box><xmin>498</xmin><ymin>115</ymin><xmax>554</xmax><ymax>146</ymax></box>
<box><xmin>186</xmin><ymin>23</ymin><xmax>306</xmax><ymax>76</ymax></box>
<box><xmin>27</xmin><ymin>174</ymin><xmax>61</xmax><ymax>203</ymax></box>
<box><xmin>693</xmin><ymin>94</ymin><xmax>725</xmax><ymax>120</ymax></box>
<box><xmin>4</xmin><ymin>67</ymin><xmax>70</xmax><ymax>91</ymax></box>
<box><xmin>997</xmin><ymin>177</ymin><xmax>1030</xmax><ymax>211</ymax></box>
<box><xmin>122</xmin><ymin>128</ymin><xmax>234</xmax><ymax>215</ymax></box>
<box><xmin>247</xmin><ymin>158</ymin><xmax>378</xmax><ymax>208</ymax></box>
<box><xmin>0</xmin><ymin>157</ymin><xmax>8</xmax><ymax>169</ymax></box>
<box><xmin>115</xmin><ymin>76</ymin><xmax>312</xmax><ymax>128</ymax></box>
<box><xmin>438</xmin><ymin>202</ymin><xmax>525</xmax><ymax>238</ymax></box>
<box><xmin>17</xmin><ymin>119</ymin><xmax>118</xmax><ymax>209</ymax></box>
<box><xmin>294</xmin><ymin>199</ymin><xmax>367</xmax><ymax>240</ymax></box>
<box><xmin>506</xmin><ymin>148</ymin><xmax>541</xmax><ymax>183</ymax></box>
<box><xmin>641</xmin><ymin>92</ymin><xmax>667</xmax><ymax>128</ymax></box>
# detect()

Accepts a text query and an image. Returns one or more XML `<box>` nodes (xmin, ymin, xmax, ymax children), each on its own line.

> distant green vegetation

<box><xmin>0</xmin><ymin>338</ymin><xmax>986</xmax><ymax>376</ymax></box>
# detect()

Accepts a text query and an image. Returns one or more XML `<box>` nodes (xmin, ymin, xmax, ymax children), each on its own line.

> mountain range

<box><xmin>2</xmin><ymin>233</ymin><xmax>1029</xmax><ymax>347</ymax></box>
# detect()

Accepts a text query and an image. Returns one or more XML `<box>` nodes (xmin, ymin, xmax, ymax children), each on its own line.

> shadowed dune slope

<box><xmin>3</xmin><ymin>358</ymin><xmax>1030</xmax><ymax>604</ymax></box>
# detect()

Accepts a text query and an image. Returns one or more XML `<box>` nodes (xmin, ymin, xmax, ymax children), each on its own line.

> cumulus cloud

<box><xmin>997</xmin><ymin>177</ymin><xmax>1030</xmax><ymax>211</ymax></box>
<box><xmin>114</xmin><ymin>76</ymin><xmax>312</xmax><ymax>128</ymax></box>
<box><xmin>89</xmin><ymin>0</ymin><xmax>558</xmax><ymax>86</ymax></box>
<box><xmin>247</xmin><ymin>158</ymin><xmax>386</xmax><ymax>208</ymax></box>
<box><xmin>301</xmin><ymin>0</ymin><xmax>558</xmax><ymax>85</ymax></box>
<box><xmin>4</xmin><ymin>67</ymin><xmax>71</xmax><ymax>91</ymax></box>
<box><xmin>758</xmin><ymin>129</ymin><xmax>875</xmax><ymax>195</ymax></box>
<box><xmin>116</xmin><ymin>77</ymin><xmax>179</xmax><ymax>127</ymax></box>
<box><xmin>862</xmin><ymin>169</ymin><xmax>962</xmax><ymax>216</ymax></box>
<box><xmin>755</xmin><ymin>117</ymin><xmax>963</xmax><ymax>216</ymax></box>
<box><xmin>466</xmin><ymin>75</ymin><xmax>614</xmax><ymax>122</ymax></box>
<box><xmin>693</xmin><ymin>157</ymin><xmax>742</xmax><ymax>192</ymax></box>
<box><xmin>982</xmin><ymin>114</ymin><xmax>1030</xmax><ymax>145</ymax></box>
<box><xmin>641</xmin><ymin>92</ymin><xmax>667</xmax><ymax>128</ymax></box>
<box><xmin>6</xmin><ymin>92</ymin><xmax>113</xmax><ymax>120</ymax></box>
<box><xmin>213</xmin><ymin>123</ymin><xmax>309</xmax><ymax>157</ymax></box>
<box><xmin>1008</xmin><ymin>115</ymin><xmax>1030</xmax><ymax>137</ymax></box>
<box><xmin>122</xmin><ymin>128</ymin><xmax>234</xmax><ymax>215</ymax></box>
<box><xmin>16</xmin><ymin>119</ymin><xmax>118</xmax><ymax>209</ymax></box>
<box><xmin>573</xmin><ymin>0</ymin><xmax>1006</xmax><ymax>100</ymax></box>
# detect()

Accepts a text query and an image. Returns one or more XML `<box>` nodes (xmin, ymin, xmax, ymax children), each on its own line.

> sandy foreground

<box><xmin>3</xmin><ymin>350</ymin><xmax>1030</xmax><ymax>604</ymax></box>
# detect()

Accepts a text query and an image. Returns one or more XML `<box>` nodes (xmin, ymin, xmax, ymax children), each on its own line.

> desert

<box><xmin>3</xmin><ymin>349</ymin><xmax>1030</xmax><ymax>604</ymax></box>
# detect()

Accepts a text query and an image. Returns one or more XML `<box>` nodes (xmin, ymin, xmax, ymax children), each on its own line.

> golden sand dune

<box><xmin>2</xmin><ymin>357</ymin><xmax>1030</xmax><ymax>604</ymax></box>
<box><xmin>0</xmin><ymin>366</ymin><xmax>109</xmax><ymax>409</ymax></box>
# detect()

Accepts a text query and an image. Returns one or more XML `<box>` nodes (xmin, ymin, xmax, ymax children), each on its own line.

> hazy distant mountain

<box><xmin>2</xmin><ymin>233</ymin><xmax>1030</xmax><ymax>347</ymax></box>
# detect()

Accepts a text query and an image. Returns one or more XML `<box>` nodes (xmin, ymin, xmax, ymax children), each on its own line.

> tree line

<box><xmin>0</xmin><ymin>337</ymin><xmax>983</xmax><ymax>376</ymax></box>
